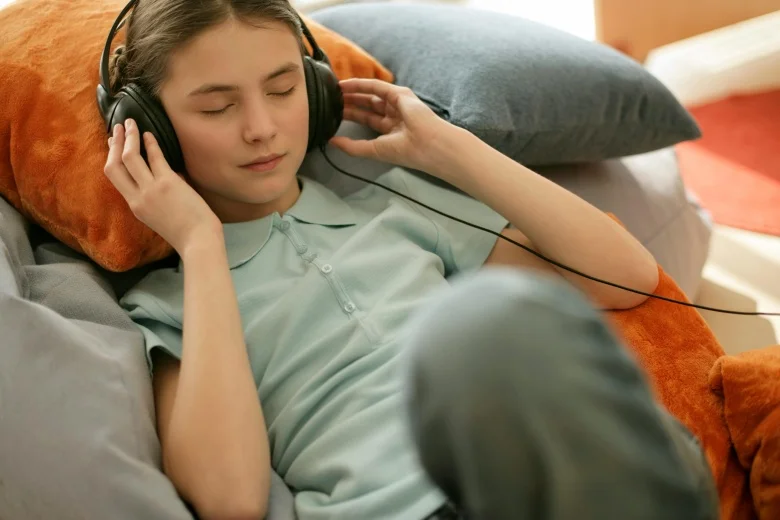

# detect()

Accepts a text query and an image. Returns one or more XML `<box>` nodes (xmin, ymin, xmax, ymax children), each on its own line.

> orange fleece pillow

<box><xmin>0</xmin><ymin>0</ymin><xmax>393</xmax><ymax>272</ymax></box>
<box><xmin>710</xmin><ymin>346</ymin><xmax>780</xmax><ymax>520</ymax></box>
<box><xmin>605</xmin><ymin>265</ymin><xmax>755</xmax><ymax>520</ymax></box>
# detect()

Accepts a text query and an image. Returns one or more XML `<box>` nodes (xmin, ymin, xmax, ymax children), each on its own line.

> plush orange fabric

<box><xmin>710</xmin><ymin>346</ymin><xmax>780</xmax><ymax>520</ymax></box>
<box><xmin>0</xmin><ymin>0</ymin><xmax>393</xmax><ymax>272</ymax></box>
<box><xmin>302</xmin><ymin>18</ymin><xmax>393</xmax><ymax>82</ymax></box>
<box><xmin>604</xmin><ymin>265</ymin><xmax>756</xmax><ymax>520</ymax></box>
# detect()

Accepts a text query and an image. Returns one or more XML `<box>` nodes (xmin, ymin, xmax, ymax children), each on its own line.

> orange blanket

<box><xmin>710</xmin><ymin>346</ymin><xmax>780</xmax><ymax>520</ymax></box>
<box><xmin>605</xmin><ymin>266</ymin><xmax>756</xmax><ymax>520</ymax></box>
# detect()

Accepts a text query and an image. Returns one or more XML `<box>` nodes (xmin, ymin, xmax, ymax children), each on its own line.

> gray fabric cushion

<box><xmin>0</xmin><ymin>197</ymin><xmax>32</xmax><ymax>297</ymax></box>
<box><xmin>0</xmin><ymin>202</ymin><xmax>191</xmax><ymax>520</ymax></box>
<box><xmin>310</xmin><ymin>3</ymin><xmax>701</xmax><ymax>166</ymax></box>
<box><xmin>0</xmin><ymin>198</ymin><xmax>297</xmax><ymax>520</ymax></box>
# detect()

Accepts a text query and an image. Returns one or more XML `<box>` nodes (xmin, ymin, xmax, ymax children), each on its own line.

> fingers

<box><xmin>339</xmin><ymin>78</ymin><xmax>404</xmax><ymax>98</ymax></box>
<box><xmin>143</xmin><ymin>131</ymin><xmax>174</xmax><ymax>176</ymax></box>
<box><xmin>343</xmin><ymin>93</ymin><xmax>397</xmax><ymax>118</ymax></box>
<box><xmin>121</xmin><ymin>119</ymin><xmax>154</xmax><ymax>186</ymax></box>
<box><xmin>343</xmin><ymin>105</ymin><xmax>397</xmax><ymax>135</ymax></box>
<box><xmin>339</xmin><ymin>78</ymin><xmax>415</xmax><ymax>106</ymax></box>
<box><xmin>104</xmin><ymin>124</ymin><xmax>137</xmax><ymax>199</ymax></box>
<box><xmin>329</xmin><ymin>136</ymin><xmax>377</xmax><ymax>159</ymax></box>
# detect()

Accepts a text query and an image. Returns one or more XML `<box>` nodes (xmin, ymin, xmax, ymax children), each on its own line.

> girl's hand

<box><xmin>104</xmin><ymin>119</ymin><xmax>221</xmax><ymax>255</ymax></box>
<box><xmin>329</xmin><ymin>78</ymin><xmax>458</xmax><ymax>175</ymax></box>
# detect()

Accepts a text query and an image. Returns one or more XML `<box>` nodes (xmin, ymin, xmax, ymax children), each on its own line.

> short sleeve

<box><xmin>120</xmin><ymin>274</ymin><xmax>184</xmax><ymax>374</ymax></box>
<box><xmin>389</xmin><ymin>169</ymin><xmax>509</xmax><ymax>276</ymax></box>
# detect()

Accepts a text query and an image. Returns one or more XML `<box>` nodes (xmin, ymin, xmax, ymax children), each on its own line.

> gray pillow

<box><xmin>0</xmin><ymin>199</ymin><xmax>192</xmax><ymax>520</ymax></box>
<box><xmin>310</xmin><ymin>3</ymin><xmax>701</xmax><ymax>166</ymax></box>
<box><xmin>0</xmin><ymin>197</ymin><xmax>297</xmax><ymax>520</ymax></box>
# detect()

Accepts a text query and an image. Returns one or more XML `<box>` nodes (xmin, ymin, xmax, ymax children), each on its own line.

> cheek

<box><xmin>173</xmin><ymin>118</ymin><xmax>232</xmax><ymax>171</ymax></box>
<box><xmin>178</xmin><ymin>124</ymin><xmax>225</xmax><ymax>159</ymax></box>
<box><xmin>287</xmin><ymin>89</ymin><xmax>311</xmax><ymax>144</ymax></box>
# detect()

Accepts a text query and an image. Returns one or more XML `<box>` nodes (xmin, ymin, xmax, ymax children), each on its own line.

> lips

<box><xmin>241</xmin><ymin>153</ymin><xmax>286</xmax><ymax>173</ymax></box>
<box><xmin>241</xmin><ymin>153</ymin><xmax>285</xmax><ymax>167</ymax></box>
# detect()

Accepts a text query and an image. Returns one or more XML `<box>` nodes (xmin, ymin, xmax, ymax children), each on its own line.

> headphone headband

<box><xmin>99</xmin><ymin>0</ymin><xmax>328</xmax><ymax>97</ymax></box>
<box><xmin>99</xmin><ymin>0</ymin><xmax>137</xmax><ymax>97</ymax></box>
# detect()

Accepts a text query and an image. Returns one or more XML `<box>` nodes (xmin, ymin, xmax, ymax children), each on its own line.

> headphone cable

<box><xmin>319</xmin><ymin>146</ymin><xmax>780</xmax><ymax>317</ymax></box>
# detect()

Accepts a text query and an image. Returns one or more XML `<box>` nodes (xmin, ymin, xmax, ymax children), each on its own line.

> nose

<box><xmin>242</xmin><ymin>96</ymin><xmax>278</xmax><ymax>144</ymax></box>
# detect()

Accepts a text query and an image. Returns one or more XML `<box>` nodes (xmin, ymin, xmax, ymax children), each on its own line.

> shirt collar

<box><xmin>221</xmin><ymin>176</ymin><xmax>357</xmax><ymax>269</ymax></box>
<box><xmin>286</xmin><ymin>176</ymin><xmax>357</xmax><ymax>226</ymax></box>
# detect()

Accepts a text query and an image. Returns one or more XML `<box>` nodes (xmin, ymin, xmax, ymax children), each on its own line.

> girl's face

<box><xmin>159</xmin><ymin>18</ymin><xmax>309</xmax><ymax>223</ymax></box>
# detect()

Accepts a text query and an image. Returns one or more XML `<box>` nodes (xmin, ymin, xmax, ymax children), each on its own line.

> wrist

<box><xmin>179</xmin><ymin>222</ymin><xmax>225</xmax><ymax>262</ymax></box>
<box><xmin>426</xmin><ymin>124</ymin><xmax>483</xmax><ymax>188</ymax></box>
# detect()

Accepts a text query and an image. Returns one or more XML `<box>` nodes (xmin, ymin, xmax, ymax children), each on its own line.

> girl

<box><xmin>105</xmin><ymin>1</ymin><xmax>718</xmax><ymax>519</ymax></box>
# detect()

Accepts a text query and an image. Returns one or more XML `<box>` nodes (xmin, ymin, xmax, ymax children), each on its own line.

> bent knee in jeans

<box><xmin>401</xmin><ymin>267</ymin><xmax>719</xmax><ymax>520</ymax></box>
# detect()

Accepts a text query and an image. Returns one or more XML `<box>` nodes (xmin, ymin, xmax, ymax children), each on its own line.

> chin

<box><xmin>235</xmin><ymin>165</ymin><xmax>298</xmax><ymax>202</ymax></box>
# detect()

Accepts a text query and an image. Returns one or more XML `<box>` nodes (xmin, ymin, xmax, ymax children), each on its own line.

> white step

<box><xmin>645</xmin><ymin>10</ymin><xmax>780</xmax><ymax>107</ymax></box>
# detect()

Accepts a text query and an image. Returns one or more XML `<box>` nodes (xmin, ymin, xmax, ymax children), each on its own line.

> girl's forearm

<box><xmin>167</xmin><ymin>228</ymin><xmax>270</xmax><ymax>518</ymax></box>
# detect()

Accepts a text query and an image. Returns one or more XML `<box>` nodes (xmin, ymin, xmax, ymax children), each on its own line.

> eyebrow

<box><xmin>187</xmin><ymin>62</ymin><xmax>300</xmax><ymax>97</ymax></box>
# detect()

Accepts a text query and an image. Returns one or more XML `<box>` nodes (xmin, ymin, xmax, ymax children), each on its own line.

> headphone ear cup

<box><xmin>108</xmin><ymin>84</ymin><xmax>185</xmax><ymax>173</ymax></box>
<box><xmin>304</xmin><ymin>55</ymin><xmax>344</xmax><ymax>152</ymax></box>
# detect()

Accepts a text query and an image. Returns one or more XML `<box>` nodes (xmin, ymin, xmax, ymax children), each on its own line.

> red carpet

<box><xmin>676</xmin><ymin>88</ymin><xmax>780</xmax><ymax>236</ymax></box>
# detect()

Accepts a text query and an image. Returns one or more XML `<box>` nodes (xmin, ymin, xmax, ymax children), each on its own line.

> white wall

<box><xmin>295</xmin><ymin>0</ymin><xmax>596</xmax><ymax>40</ymax></box>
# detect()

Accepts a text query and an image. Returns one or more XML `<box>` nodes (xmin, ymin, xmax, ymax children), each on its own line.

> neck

<box><xmin>201</xmin><ymin>177</ymin><xmax>302</xmax><ymax>224</ymax></box>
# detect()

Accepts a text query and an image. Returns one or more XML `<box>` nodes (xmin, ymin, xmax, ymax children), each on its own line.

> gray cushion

<box><xmin>0</xmin><ymin>197</ymin><xmax>32</xmax><ymax>297</ymax></box>
<box><xmin>310</xmin><ymin>3</ymin><xmax>701</xmax><ymax>166</ymax></box>
<box><xmin>0</xmin><ymin>197</ymin><xmax>297</xmax><ymax>520</ymax></box>
<box><xmin>0</xmin><ymin>200</ymin><xmax>191</xmax><ymax>520</ymax></box>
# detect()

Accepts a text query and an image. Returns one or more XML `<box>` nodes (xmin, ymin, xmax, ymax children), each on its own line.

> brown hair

<box><xmin>108</xmin><ymin>0</ymin><xmax>304</xmax><ymax>98</ymax></box>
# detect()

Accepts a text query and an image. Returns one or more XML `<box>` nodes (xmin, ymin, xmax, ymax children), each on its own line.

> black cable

<box><xmin>319</xmin><ymin>145</ymin><xmax>780</xmax><ymax>317</ymax></box>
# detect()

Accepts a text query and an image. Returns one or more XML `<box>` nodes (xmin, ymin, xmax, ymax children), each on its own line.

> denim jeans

<box><xmin>401</xmin><ymin>267</ymin><xmax>720</xmax><ymax>520</ymax></box>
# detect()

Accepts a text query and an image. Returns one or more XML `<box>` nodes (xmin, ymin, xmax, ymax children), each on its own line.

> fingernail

<box><xmin>113</xmin><ymin>124</ymin><xmax>121</xmax><ymax>134</ymax></box>
<box><xmin>125</xmin><ymin>119</ymin><xmax>133</xmax><ymax>130</ymax></box>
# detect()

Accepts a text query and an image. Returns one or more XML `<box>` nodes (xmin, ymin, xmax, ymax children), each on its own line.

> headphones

<box><xmin>97</xmin><ymin>0</ymin><xmax>344</xmax><ymax>174</ymax></box>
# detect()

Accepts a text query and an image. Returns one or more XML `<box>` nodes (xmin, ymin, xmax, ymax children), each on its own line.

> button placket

<box><xmin>311</xmin><ymin>258</ymin><xmax>358</xmax><ymax>316</ymax></box>
<box><xmin>279</xmin><ymin>218</ymin><xmax>309</xmax><ymax>255</ymax></box>
<box><xmin>328</xmin><ymin>266</ymin><xmax>357</xmax><ymax>315</ymax></box>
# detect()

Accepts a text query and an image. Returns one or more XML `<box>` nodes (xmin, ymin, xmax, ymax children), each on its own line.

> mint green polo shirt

<box><xmin>120</xmin><ymin>166</ymin><xmax>508</xmax><ymax>520</ymax></box>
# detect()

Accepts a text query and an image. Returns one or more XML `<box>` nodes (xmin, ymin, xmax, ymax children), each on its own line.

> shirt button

<box><xmin>321</xmin><ymin>264</ymin><xmax>333</xmax><ymax>274</ymax></box>
<box><xmin>279</xmin><ymin>221</ymin><xmax>290</xmax><ymax>231</ymax></box>
<box><xmin>344</xmin><ymin>302</ymin><xmax>356</xmax><ymax>313</ymax></box>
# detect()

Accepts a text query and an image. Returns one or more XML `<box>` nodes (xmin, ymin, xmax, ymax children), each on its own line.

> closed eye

<box><xmin>271</xmin><ymin>86</ymin><xmax>296</xmax><ymax>98</ymax></box>
<box><xmin>202</xmin><ymin>104</ymin><xmax>233</xmax><ymax>116</ymax></box>
<box><xmin>200</xmin><ymin>86</ymin><xmax>296</xmax><ymax>116</ymax></box>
